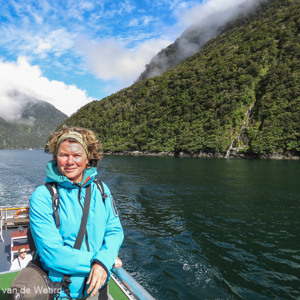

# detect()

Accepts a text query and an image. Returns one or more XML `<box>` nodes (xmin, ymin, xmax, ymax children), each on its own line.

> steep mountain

<box><xmin>0</xmin><ymin>96</ymin><xmax>67</xmax><ymax>149</ymax></box>
<box><xmin>62</xmin><ymin>0</ymin><xmax>299</xmax><ymax>158</ymax></box>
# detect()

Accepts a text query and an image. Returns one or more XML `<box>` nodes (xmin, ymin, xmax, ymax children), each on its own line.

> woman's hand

<box><xmin>86</xmin><ymin>264</ymin><xmax>108</xmax><ymax>297</ymax></box>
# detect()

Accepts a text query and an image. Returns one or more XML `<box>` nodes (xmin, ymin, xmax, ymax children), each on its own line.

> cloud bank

<box><xmin>176</xmin><ymin>0</ymin><xmax>263</xmax><ymax>54</ymax></box>
<box><xmin>176</xmin><ymin>0</ymin><xmax>263</xmax><ymax>29</ymax></box>
<box><xmin>76</xmin><ymin>37</ymin><xmax>172</xmax><ymax>86</ymax></box>
<box><xmin>138</xmin><ymin>0</ymin><xmax>264</xmax><ymax>80</ymax></box>
<box><xmin>0</xmin><ymin>57</ymin><xmax>92</xmax><ymax>122</ymax></box>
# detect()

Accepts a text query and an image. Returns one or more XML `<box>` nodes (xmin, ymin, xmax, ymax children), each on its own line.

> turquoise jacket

<box><xmin>30</xmin><ymin>161</ymin><xmax>124</xmax><ymax>298</ymax></box>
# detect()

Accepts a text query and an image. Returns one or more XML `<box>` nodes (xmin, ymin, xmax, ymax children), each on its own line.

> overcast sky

<box><xmin>0</xmin><ymin>0</ymin><xmax>261</xmax><ymax>118</ymax></box>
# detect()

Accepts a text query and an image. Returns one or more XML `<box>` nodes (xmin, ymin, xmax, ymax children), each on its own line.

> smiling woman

<box><xmin>29</xmin><ymin>126</ymin><xmax>124</xmax><ymax>299</ymax></box>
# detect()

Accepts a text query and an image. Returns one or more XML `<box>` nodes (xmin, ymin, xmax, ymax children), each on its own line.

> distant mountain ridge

<box><xmin>0</xmin><ymin>95</ymin><xmax>67</xmax><ymax>149</ymax></box>
<box><xmin>60</xmin><ymin>0</ymin><xmax>299</xmax><ymax>158</ymax></box>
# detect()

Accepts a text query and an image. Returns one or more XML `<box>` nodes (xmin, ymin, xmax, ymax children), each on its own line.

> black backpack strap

<box><xmin>45</xmin><ymin>182</ymin><xmax>60</xmax><ymax>229</ymax></box>
<box><xmin>62</xmin><ymin>184</ymin><xmax>92</xmax><ymax>298</ymax></box>
<box><xmin>29</xmin><ymin>183</ymin><xmax>61</xmax><ymax>262</ymax></box>
<box><xmin>74</xmin><ymin>184</ymin><xmax>91</xmax><ymax>249</ymax></box>
<box><xmin>94</xmin><ymin>179</ymin><xmax>107</xmax><ymax>203</ymax></box>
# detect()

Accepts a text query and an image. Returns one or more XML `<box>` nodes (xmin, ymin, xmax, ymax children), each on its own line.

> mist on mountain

<box><xmin>138</xmin><ymin>0</ymin><xmax>265</xmax><ymax>81</ymax></box>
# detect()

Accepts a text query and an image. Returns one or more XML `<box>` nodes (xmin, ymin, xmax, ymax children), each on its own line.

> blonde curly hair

<box><xmin>47</xmin><ymin>125</ymin><xmax>103</xmax><ymax>168</ymax></box>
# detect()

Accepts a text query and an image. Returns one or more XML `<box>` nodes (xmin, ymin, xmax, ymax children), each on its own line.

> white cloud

<box><xmin>76</xmin><ymin>37</ymin><xmax>171</xmax><ymax>84</ymax></box>
<box><xmin>0</xmin><ymin>57</ymin><xmax>92</xmax><ymax>121</ymax></box>
<box><xmin>37</xmin><ymin>39</ymin><xmax>52</xmax><ymax>53</ymax></box>
<box><xmin>142</xmin><ymin>16</ymin><xmax>155</xmax><ymax>26</ymax></box>
<box><xmin>0</xmin><ymin>25</ymin><xmax>76</xmax><ymax>61</ymax></box>
<box><xmin>129</xmin><ymin>18</ymin><xmax>139</xmax><ymax>26</ymax></box>
<box><xmin>175</xmin><ymin>0</ymin><xmax>262</xmax><ymax>29</ymax></box>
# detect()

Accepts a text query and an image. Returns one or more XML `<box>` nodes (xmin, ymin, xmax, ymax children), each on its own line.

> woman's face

<box><xmin>57</xmin><ymin>140</ymin><xmax>89</xmax><ymax>182</ymax></box>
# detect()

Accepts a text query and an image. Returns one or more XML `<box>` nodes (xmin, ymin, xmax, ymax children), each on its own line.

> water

<box><xmin>0</xmin><ymin>150</ymin><xmax>299</xmax><ymax>299</ymax></box>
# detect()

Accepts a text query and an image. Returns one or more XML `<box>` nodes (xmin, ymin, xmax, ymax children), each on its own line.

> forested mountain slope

<box><xmin>0</xmin><ymin>99</ymin><xmax>67</xmax><ymax>149</ymax></box>
<box><xmin>62</xmin><ymin>0</ymin><xmax>299</xmax><ymax>158</ymax></box>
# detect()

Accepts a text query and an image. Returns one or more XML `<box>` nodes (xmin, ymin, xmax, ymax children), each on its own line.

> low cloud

<box><xmin>76</xmin><ymin>36</ymin><xmax>171</xmax><ymax>85</ymax></box>
<box><xmin>176</xmin><ymin>0</ymin><xmax>264</xmax><ymax>58</ymax></box>
<box><xmin>0</xmin><ymin>57</ymin><xmax>92</xmax><ymax>123</ymax></box>
<box><xmin>175</xmin><ymin>0</ymin><xmax>263</xmax><ymax>29</ymax></box>
<box><xmin>139</xmin><ymin>0</ymin><xmax>264</xmax><ymax>80</ymax></box>
<box><xmin>1</xmin><ymin>90</ymin><xmax>38</xmax><ymax>125</ymax></box>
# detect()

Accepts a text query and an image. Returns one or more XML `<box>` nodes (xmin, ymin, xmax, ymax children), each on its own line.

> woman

<box><xmin>30</xmin><ymin>126</ymin><xmax>124</xmax><ymax>299</ymax></box>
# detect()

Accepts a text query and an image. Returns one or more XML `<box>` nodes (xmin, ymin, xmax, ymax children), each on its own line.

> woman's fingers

<box><xmin>86</xmin><ymin>267</ymin><xmax>93</xmax><ymax>285</ymax></box>
<box><xmin>89</xmin><ymin>279</ymin><xmax>103</xmax><ymax>297</ymax></box>
<box><xmin>87</xmin><ymin>264</ymin><xmax>108</xmax><ymax>296</ymax></box>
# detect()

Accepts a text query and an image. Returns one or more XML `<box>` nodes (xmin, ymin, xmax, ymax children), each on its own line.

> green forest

<box><xmin>62</xmin><ymin>0</ymin><xmax>299</xmax><ymax>158</ymax></box>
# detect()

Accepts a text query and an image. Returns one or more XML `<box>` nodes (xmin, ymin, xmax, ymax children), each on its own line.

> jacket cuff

<box><xmin>92</xmin><ymin>259</ymin><xmax>109</xmax><ymax>276</ymax></box>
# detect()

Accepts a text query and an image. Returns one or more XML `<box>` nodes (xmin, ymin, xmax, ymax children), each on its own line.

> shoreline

<box><xmin>104</xmin><ymin>150</ymin><xmax>300</xmax><ymax>160</ymax></box>
<box><xmin>1</xmin><ymin>148</ymin><xmax>299</xmax><ymax>160</ymax></box>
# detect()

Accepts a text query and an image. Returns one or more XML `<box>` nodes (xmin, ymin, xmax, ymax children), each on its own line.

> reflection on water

<box><xmin>1</xmin><ymin>150</ymin><xmax>299</xmax><ymax>299</ymax></box>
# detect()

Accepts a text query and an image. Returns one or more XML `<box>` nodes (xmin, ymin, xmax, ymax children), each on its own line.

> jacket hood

<box><xmin>45</xmin><ymin>160</ymin><xmax>97</xmax><ymax>188</ymax></box>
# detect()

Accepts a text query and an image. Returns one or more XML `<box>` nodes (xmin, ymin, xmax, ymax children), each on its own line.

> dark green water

<box><xmin>100</xmin><ymin>156</ymin><xmax>300</xmax><ymax>300</ymax></box>
<box><xmin>1</xmin><ymin>150</ymin><xmax>299</xmax><ymax>299</ymax></box>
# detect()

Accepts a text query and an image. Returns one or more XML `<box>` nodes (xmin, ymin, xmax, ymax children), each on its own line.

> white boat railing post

<box><xmin>112</xmin><ymin>266</ymin><xmax>156</xmax><ymax>300</ymax></box>
<box><xmin>0</xmin><ymin>218</ymin><xmax>3</xmax><ymax>243</ymax></box>
<box><xmin>0</xmin><ymin>209</ymin><xmax>4</xmax><ymax>242</ymax></box>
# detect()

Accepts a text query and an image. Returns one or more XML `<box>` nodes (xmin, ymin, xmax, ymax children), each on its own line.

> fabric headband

<box><xmin>56</xmin><ymin>131</ymin><xmax>89</xmax><ymax>156</ymax></box>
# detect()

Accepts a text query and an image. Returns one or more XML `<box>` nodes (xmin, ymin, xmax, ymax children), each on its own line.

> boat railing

<box><xmin>0</xmin><ymin>216</ymin><xmax>3</xmax><ymax>243</ymax></box>
<box><xmin>0</xmin><ymin>206</ymin><xmax>30</xmax><ymax>243</ymax></box>
<box><xmin>112</xmin><ymin>266</ymin><xmax>156</xmax><ymax>300</ymax></box>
